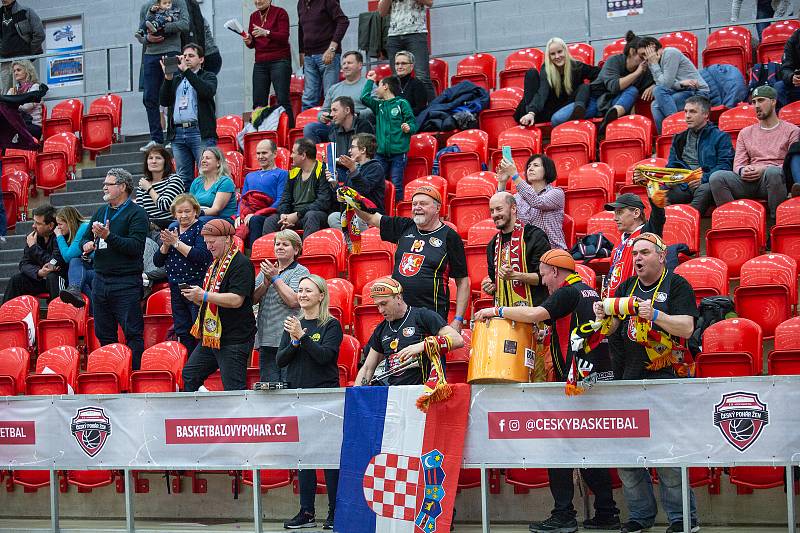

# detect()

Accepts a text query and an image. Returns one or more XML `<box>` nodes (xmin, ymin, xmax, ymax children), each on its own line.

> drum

<box><xmin>467</xmin><ymin>317</ymin><xmax>533</xmax><ymax>383</ymax></box>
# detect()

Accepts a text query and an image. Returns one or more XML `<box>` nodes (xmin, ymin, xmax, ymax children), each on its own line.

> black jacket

<box><xmin>397</xmin><ymin>74</ymin><xmax>429</xmax><ymax>116</ymax></box>
<box><xmin>338</xmin><ymin>158</ymin><xmax>386</xmax><ymax>214</ymax></box>
<box><xmin>276</xmin><ymin>317</ymin><xmax>343</xmax><ymax>388</ymax></box>
<box><xmin>159</xmin><ymin>68</ymin><xmax>217</xmax><ymax>141</ymax></box>
<box><xmin>18</xmin><ymin>233</ymin><xmax>63</xmax><ymax>281</ymax></box>
<box><xmin>416</xmin><ymin>81</ymin><xmax>490</xmax><ymax>132</ymax></box>
<box><xmin>523</xmin><ymin>62</ymin><xmax>600</xmax><ymax>119</ymax></box>
<box><xmin>781</xmin><ymin>29</ymin><xmax>800</xmax><ymax>84</ymax></box>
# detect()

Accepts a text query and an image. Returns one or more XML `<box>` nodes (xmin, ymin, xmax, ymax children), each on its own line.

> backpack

<box><xmin>748</xmin><ymin>62</ymin><xmax>782</xmax><ymax>93</ymax></box>
<box><xmin>569</xmin><ymin>233</ymin><xmax>614</xmax><ymax>263</ymax></box>
<box><xmin>688</xmin><ymin>296</ymin><xmax>736</xmax><ymax>356</ymax></box>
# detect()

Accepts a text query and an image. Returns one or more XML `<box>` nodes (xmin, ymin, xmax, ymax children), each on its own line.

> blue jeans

<box><xmin>789</xmin><ymin>154</ymin><xmax>800</xmax><ymax>185</ymax></box>
<box><xmin>577</xmin><ymin>86</ymin><xmax>640</xmax><ymax>125</ymax></box>
<box><xmin>651</xmin><ymin>87</ymin><xmax>710</xmax><ymax>134</ymax></box>
<box><xmin>182</xmin><ymin>339</ymin><xmax>252</xmax><ymax>391</ymax></box>
<box><xmin>169</xmin><ymin>282</ymin><xmax>199</xmax><ymax>355</ymax></box>
<box><xmin>142</xmin><ymin>53</ymin><xmax>173</xmax><ymax>144</ymax></box>
<box><xmin>551</xmin><ymin>98</ymin><xmax>600</xmax><ymax>127</ymax></box>
<box><xmin>775</xmin><ymin>80</ymin><xmax>800</xmax><ymax>108</ymax></box>
<box><xmin>92</xmin><ymin>273</ymin><xmax>145</xmax><ymax>370</ymax></box>
<box><xmin>301</xmin><ymin>53</ymin><xmax>341</xmax><ymax>110</ymax></box>
<box><xmin>303</xmin><ymin>121</ymin><xmax>332</xmax><ymax>143</ymax></box>
<box><xmin>618</xmin><ymin>467</ymin><xmax>697</xmax><ymax>526</ymax></box>
<box><xmin>376</xmin><ymin>153</ymin><xmax>408</xmax><ymax>202</ymax></box>
<box><xmin>172</xmin><ymin>126</ymin><xmax>215</xmax><ymax>190</ymax></box>
<box><xmin>67</xmin><ymin>257</ymin><xmax>94</xmax><ymax>295</ymax></box>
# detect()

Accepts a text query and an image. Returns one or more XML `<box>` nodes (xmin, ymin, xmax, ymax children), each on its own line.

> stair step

<box><xmin>1</xmin><ymin>235</ymin><xmax>30</xmax><ymax>248</ymax></box>
<box><xmin>0</xmin><ymin>262</ymin><xmax>23</xmax><ymax>278</ymax></box>
<box><xmin>110</xmin><ymin>139</ymin><xmax>154</xmax><ymax>155</ymax></box>
<box><xmin>50</xmin><ymin>190</ymin><xmax>104</xmax><ymax>206</ymax></box>
<box><xmin>80</xmin><ymin>163</ymin><xmax>144</xmax><ymax>179</ymax></box>
<box><xmin>0</xmin><ymin>248</ymin><xmax>25</xmax><ymax>263</ymax></box>
<box><xmin>96</xmin><ymin>151</ymin><xmax>150</xmax><ymax>167</ymax></box>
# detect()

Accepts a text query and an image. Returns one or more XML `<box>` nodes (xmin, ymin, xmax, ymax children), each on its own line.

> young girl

<box><xmin>361</xmin><ymin>71</ymin><xmax>417</xmax><ymax>201</ymax></box>
<box><xmin>276</xmin><ymin>274</ymin><xmax>342</xmax><ymax>529</ymax></box>
<box><xmin>54</xmin><ymin>206</ymin><xmax>92</xmax><ymax>308</ymax></box>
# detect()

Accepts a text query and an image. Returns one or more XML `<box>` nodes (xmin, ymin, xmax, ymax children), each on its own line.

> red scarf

<box><xmin>603</xmin><ymin>226</ymin><xmax>644</xmax><ymax>298</ymax></box>
<box><xmin>494</xmin><ymin>222</ymin><xmax>532</xmax><ymax>307</ymax></box>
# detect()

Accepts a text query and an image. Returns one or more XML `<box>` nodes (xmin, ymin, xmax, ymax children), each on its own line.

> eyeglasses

<box><xmin>102</xmin><ymin>181</ymin><xmax>121</xmax><ymax>188</ymax></box>
<box><xmin>394</xmin><ymin>61</ymin><xmax>412</xmax><ymax>66</ymax></box>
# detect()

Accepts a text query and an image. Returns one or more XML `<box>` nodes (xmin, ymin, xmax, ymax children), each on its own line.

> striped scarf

<box><xmin>190</xmin><ymin>242</ymin><xmax>238</xmax><ymax>349</ymax></box>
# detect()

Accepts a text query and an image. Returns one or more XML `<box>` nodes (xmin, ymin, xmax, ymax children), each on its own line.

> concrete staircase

<box><xmin>0</xmin><ymin>134</ymin><xmax>152</xmax><ymax>299</ymax></box>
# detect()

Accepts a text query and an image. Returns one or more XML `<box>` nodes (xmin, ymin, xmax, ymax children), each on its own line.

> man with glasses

<box><xmin>378</xmin><ymin>0</ymin><xmax>435</xmax><ymax>100</ymax></box>
<box><xmin>391</xmin><ymin>50</ymin><xmax>429</xmax><ymax>115</ymax></box>
<box><xmin>81</xmin><ymin>168</ymin><xmax>150</xmax><ymax>370</ymax></box>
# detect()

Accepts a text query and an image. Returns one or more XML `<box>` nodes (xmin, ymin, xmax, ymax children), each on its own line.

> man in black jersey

<box><xmin>482</xmin><ymin>191</ymin><xmax>551</xmax><ymax>306</ymax></box>
<box><xmin>355</xmin><ymin>185</ymin><xmax>470</xmax><ymax>331</ymax></box>
<box><xmin>474</xmin><ymin>249</ymin><xmax>618</xmax><ymax>533</ymax></box>
<box><xmin>354</xmin><ymin>277</ymin><xmax>464</xmax><ymax>386</ymax></box>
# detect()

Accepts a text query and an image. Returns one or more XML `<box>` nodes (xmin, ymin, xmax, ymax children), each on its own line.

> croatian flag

<box><xmin>335</xmin><ymin>384</ymin><xmax>470</xmax><ymax>533</ymax></box>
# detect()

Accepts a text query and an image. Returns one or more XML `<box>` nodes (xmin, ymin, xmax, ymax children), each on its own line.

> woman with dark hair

<box><xmin>137</xmin><ymin>144</ymin><xmax>186</xmax><ymax>230</ymax></box>
<box><xmin>514</xmin><ymin>37</ymin><xmax>600</xmax><ymax>127</ymax></box>
<box><xmin>632</xmin><ymin>32</ymin><xmax>709</xmax><ymax>134</ymax></box>
<box><xmin>589</xmin><ymin>31</ymin><xmax>655</xmax><ymax>133</ymax></box>
<box><xmin>277</xmin><ymin>273</ymin><xmax>341</xmax><ymax>530</ymax></box>
<box><xmin>496</xmin><ymin>154</ymin><xmax>566</xmax><ymax>249</ymax></box>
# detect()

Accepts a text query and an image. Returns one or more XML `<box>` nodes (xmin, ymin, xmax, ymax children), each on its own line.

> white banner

<box><xmin>1</xmin><ymin>377</ymin><xmax>799</xmax><ymax>470</ymax></box>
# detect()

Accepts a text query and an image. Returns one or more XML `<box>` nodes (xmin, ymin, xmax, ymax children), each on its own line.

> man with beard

<box><xmin>354</xmin><ymin>185</ymin><xmax>469</xmax><ymax>331</ymax></box>
<box><xmin>481</xmin><ymin>191</ymin><xmax>550</xmax><ymax>307</ymax></box>
<box><xmin>592</xmin><ymin>232</ymin><xmax>698</xmax><ymax>532</ymax></box>
<box><xmin>709</xmin><ymin>85</ymin><xmax>800</xmax><ymax>217</ymax></box>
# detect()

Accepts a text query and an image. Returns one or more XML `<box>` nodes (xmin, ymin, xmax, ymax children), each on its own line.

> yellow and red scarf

<box><xmin>190</xmin><ymin>242</ymin><xmax>239</xmax><ymax>349</ymax></box>
<box><xmin>637</xmin><ymin>165</ymin><xmax>703</xmax><ymax>208</ymax></box>
<box><xmin>337</xmin><ymin>185</ymin><xmax>377</xmax><ymax>253</ymax></box>
<box><xmin>416</xmin><ymin>335</ymin><xmax>452</xmax><ymax>412</ymax></box>
<box><xmin>494</xmin><ymin>222</ymin><xmax>532</xmax><ymax>307</ymax></box>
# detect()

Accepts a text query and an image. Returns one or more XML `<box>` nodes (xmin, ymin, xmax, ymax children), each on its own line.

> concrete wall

<box><xmin>20</xmin><ymin>0</ymin><xmax>784</xmax><ymax>137</ymax></box>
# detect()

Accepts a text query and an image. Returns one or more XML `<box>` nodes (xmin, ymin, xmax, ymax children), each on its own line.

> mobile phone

<box><xmin>48</xmin><ymin>258</ymin><xmax>58</xmax><ymax>267</ymax></box>
<box><xmin>501</xmin><ymin>145</ymin><xmax>513</xmax><ymax>162</ymax></box>
<box><xmin>163</xmin><ymin>55</ymin><xmax>179</xmax><ymax>76</ymax></box>
<box><xmin>178</xmin><ymin>283</ymin><xmax>190</xmax><ymax>290</ymax></box>
<box><xmin>794</xmin><ymin>69</ymin><xmax>800</xmax><ymax>76</ymax></box>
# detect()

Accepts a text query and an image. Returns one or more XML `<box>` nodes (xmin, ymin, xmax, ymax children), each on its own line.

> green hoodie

<box><xmin>361</xmin><ymin>79</ymin><xmax>418</xmax><ymax>156</ymax></box>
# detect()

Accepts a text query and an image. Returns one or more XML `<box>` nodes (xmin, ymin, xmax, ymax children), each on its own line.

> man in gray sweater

<box><xmin>138</xmin><ymin>0</ymin><xmax>189</xmax><ymax>152</ymax></box>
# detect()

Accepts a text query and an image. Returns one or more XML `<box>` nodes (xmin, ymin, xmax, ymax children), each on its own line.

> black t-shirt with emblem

<box><xmin>380</xmin><ymin>216</ymin><xmax>468</xmax><ymax>320</ymax></box>
<box><xmin>611</xmin><ymin>270</ymin><xmax>698</xmax><ymax>380</ymax></box>
<box><xmin>367</xmin><ymin>306</ymin><xmax>447</xmax><ymax>386</ymax></box>
<box><xmin>541</xmin><ymin>280</ymin><xmax>612</xmax><ymax>383</ymax></box>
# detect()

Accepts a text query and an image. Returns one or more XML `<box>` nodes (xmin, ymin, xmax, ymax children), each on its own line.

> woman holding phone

<box><xmin>154</xmin><ymin>194</ymin><xmax>213</xmax><ymax>353</ymax></box>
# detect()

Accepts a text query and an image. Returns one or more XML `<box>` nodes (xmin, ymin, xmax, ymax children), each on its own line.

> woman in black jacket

<box><xmin>276</xmin><ymin>273</ymin><xmax>342</xmax><ymax>529</ymax></box>
<box><xmin>514</xmin><ymin>37</ymin><xmax>600</xmax><ymax>127</ymax></box>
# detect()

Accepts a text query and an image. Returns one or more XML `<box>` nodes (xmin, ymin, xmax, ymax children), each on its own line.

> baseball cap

<box><xmin>751</xmin><ymin>85</ymin><xmax>777</xmax><ymax>100</ymax></box>
<box><xmin>540</xmin><ymin>249</ymin><xmax>576</xmax><ymax>271</ymax></box>
<box><xmin>370</xmin><ymin>277</ymin><xmax>403</xmax><ymax>299</ymax></box>
<box><xmin>200</xmin><ymin>218</ymin><xmax>235</xmax><ymax>236</ymax></box>
<box><xmin>632</xmin><ymin>232</ymin><xmax>666</xmax><ymax>251</ymax></box>
<box><xmin>412</xmin><ymin>185</ymin><xmax>442</xmax><ymax>204</ymax></box>
<box><xmin>605</xmin><ymin>192</ymin><xmax>645</xmax><ymax>211</ymax></box>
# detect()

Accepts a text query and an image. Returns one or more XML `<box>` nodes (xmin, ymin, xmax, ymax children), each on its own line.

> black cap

<box><xmin>605</xmin><ymin>192</ymin><xmax>645</xmax><ymax>211</ymax></box>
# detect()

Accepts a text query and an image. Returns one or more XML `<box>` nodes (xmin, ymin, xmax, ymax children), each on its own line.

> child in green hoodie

<box><xmin>361</xmin><ymin>70</ymin><xmax>418</xmax><ymax>200</ymax></box>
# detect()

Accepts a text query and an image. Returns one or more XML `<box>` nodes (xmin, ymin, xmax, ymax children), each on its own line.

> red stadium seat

<box><xmin>705</xmin><ymin>199</ymin><xmax>765</xmax><ymax>278</ymax></box>
<box><xmin>347</xmin><ymin>228</ymin><xmax>395</xmax><ymax>298</ymax></box>
<box><xmin>734</xmin><ymin>253</ymin><xmax>797</xmax><ymax>338</ymax></box>
<box><xmin>81</xmin><ymin>107</ymin><xmax>114</xmax><ymax>158</ymax></box>
<box><xmin>659</xmin><ymin>31</ymin><xmax>699</xmax><ymax>66</ymax></box>
<box><xmin>27</xmin><ymin>345</ymin><xmax>81</xmax><ymax>395</ymax></box>
<box><xmin>216</xmin><ymin>124</ymin><xmax>239</xmax><ymax>154</ymax></box>
<box><xmin>718</xmin><ymin>104</ymin><xmax>758</xmax><ymax>148</ymax></box>
<box><xmin>302</xmin><ymin>227</ymin><xmax>346</xmax><ymax>273</ymax></box>
<box><xmin>85</xmin><ymin>318</ymin><xmax>126</xmax><ymax>354</ymax></box>
<box><xmin>601</xmin><ymin>38</ymin><xmax>627</xmax><ymax>64</ymax></box>
<box><xmin>663</xmin><ymin>204</ymin><xmax>700</xmax><ymax>257</ymax></box>
<box><xmin>77</xmin><ymin>343</ymin><xmax>132</xmax><ymax>394</ymax></box>
<box><xmin>145</xmin><ymin>288</ymin><xmax>172</xmax><ymax>315</ymax></box>
<box><xmin>567</xmin><ymin>42</ymin><xmax>594</xmax><ymax>65</ymax></box>
<box><xmin>757</xmin><ymin>20</ymin><xmax>800</xmax><ymax>63</ymax></box>
<box><xmin>499</xmin><ymin>48</ymin><xmax>544</xmax><ymax>89</ymax></box>
<box><xmin>565</xmin><ymin>162</ymin><xmax>614</xmax><ymax>236</ymax></box>
<box><xmin>481</xmin><ymin>88</ymin><xmax>524</xmax><ymax>148</ymax></box>
<box><xmin>441</xmin><ymin>130</ymin><xmax>489</xmax><ymax>194</ymax></box>
<box><xmin>467</xmin><ymin>218</ymin><xmax>497</xmax><ymax>246</ymax></box>
<box><xmin>445</xmin><ymin>329</ymin><xmax>472</xmax><ymax>384</ymax></box>
<box><xmin>217</xmin><ymin>114</ymin><xmax>244</xmax><ymax>134</ymax></box>
<box><xmin>575</xmin><ymin>264</ymin><xmax>596</xmax><ymax>288</ymax></box>
<box><xmin>225</xmin><ymin>150</ymin><xmax>245</xmax><ymax>189</ymax></box>
<box><xmin>34</xmin><ymin>152</ymin><xmax>67</xmax><ymax>192</ymax></box>
<box><xmin>37</xmin><ymin>318</ymin><xmax>78</xmax><ymax>354</ymax></box>
<box><xmin>404</xmin><ymin>133</ymin><xmax>437</xmax><ymax>186</ymax></box>
<box><xmin>768</xmin><ymin>317</ymin><xmax>800</xmax><ymax>375</ymax></box>
<box><xmin>674</xmin><ymin>257</ymin><xmax>729</xmax><ymax>305</ymax></box>
<box><xmin>338</xmin><ymin>334</ymin><xmax>360</xmax><ymax>386</ymax></box>
<box><xmin>43</xmin><ymin>98</ymin><xmax>83</xmax><ymax>139</ymax></box>
<box><xmin>143</xmin><ymin>314</ymin><xmax>173</xmax><ymax>350</ymax></box>
<box><xmin>240</xmin><ymin>469</ymin><xmax>293</xmax><ymax>492</ymax></box>
<box><xmin>465</xmin><ymin>244</ymin><xmax>489</xmax><ymax>293</ymax></box>
<box><xmin>729</xmin><ymin>466</ymin><xmax>787</xmax><ymax>494</ymax></box>
<box><xmin>242</xmin><ymin>131</ymin><xmax>279</xmax><ymax>172</ymax></box>
<box><xmin>47</xmin><ymin>296</ymin><xmax>88</xmax><ymax>337</ymax></box>
<box><xmin>2</xmin><ymin>170</ymin><xmax>29</xmax><ymax>229</ymax></box>
<box><xmin>779</xmin><ymin>100</ymin><xmax>800</xmax><ymax>126</ymax></box>
<box><xmin>372</xmin><ymin>63</ymin><xmax>393</xmax><ymax>81</ymax></box>
<box><xmin>505</xmin><ymin>468</ymin><xmax>550</xmax><ymax>493</ymax></box>
<box><xmin>451</xmin><ymin>53</ymin><xmax>497</xmax><ymax>90</ymax></box>
<box><xmin>544</xmin><ymin>120</ymin><xmax>596</xmax><ymax>186</ymax></box>
<box><xmin>449</xmin><ymin>172</ymin><xmax>496</xmax><ymax>238</ymax></box>
<box><xmin>130</xmin><ymin>341</ymin><xmax>188</xmax><ymax>392</ymax></box>
<box><xmin>403</xmin><ymin>175</ymin><xmax>449</xmax><ymax>215</ymax></box>
<box><xmin>429</xmin><ymin>58</ymin><xmax>449</xmax><ymax>95</ymax></box>
<box><xmin>327</xmin><ymin>278</ymin><xmax>354</xmax><ymax>330</ymax></box>
<box><xmin>703</xmin><ymin>26</ymin><xmax>752</xmax><ymax>77</ymax></box>
<box><xmin>599</xmin><ymin>115</ymin><xmax>653</xmax><ymax>183</ymax></box>
<box><xmin>0</xmin><ymin>322</ymin><xmax>29</xmax><ymax>352</ymax></box>
<box><xmin>585</xmin><ymin>211</ymin><xmax>621</xmax><ymax>244</ymax></box>
<box><xmin>0</xmin><ymin>347</ymin><xmax>30</xmax><ymax>395</ymax></box>
<box><xmin>0</xmin><ymin>295</ymin><xmax>39</xmax><ymax>349</ymax></box>
<box><xmin>562</xmin><ymin>213</ymin><xmax>576</xmax><ymax>249</ymax></box>
<box><xmin>771</xmin><ymin>197</ymin><xmax>800</xmax><ymax>262</ymax></box>
<box><xmin>353</xmin><ymin>304</ymin><xmax>383</xmax><ymax>346</ymax></box>
<box><xmin>490</xmin><ymin>126</ymin><xmax>542</xmax><ymax>171</ymax></box>
<box><xmin>655</xmin><ymin>112</ymin><xmax>687</xmax><ymax>159</ymax></box>
<box><xmin>698</xmin><ymin>318</ymin><xmax>763</xmax><ymax>376</ymax></box>
<box><xmin>288</xmin><ymin>107</ymin><xmax>322</xmax><ymax>149</ymax></box>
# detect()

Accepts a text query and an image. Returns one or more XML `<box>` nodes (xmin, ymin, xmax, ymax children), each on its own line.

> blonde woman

<box><xmin>55</xmin><ymin>206</ymin><xmax>93</xmax><ymax>308</ymax></box>
<box><xmin>515</xmin><ymin>38</ymin><xmax>600</xmax><ymax>127</ymax></box>
<box><xmin>7</xmin><ymin>59</ymin><xmax>43</xmax><ymax>138</ymax></box>
<box><xmin>276</xmin><ymin>273</ymin><xmax>342</xmax><ymax>530</ymax></box>
<box><xmin>188</xmin><ymin>147</ymin><xmax>238</xmax><ymax>221</ymax></box>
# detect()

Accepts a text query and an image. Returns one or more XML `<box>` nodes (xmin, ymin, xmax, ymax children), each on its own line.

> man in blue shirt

<box><xmin>242</xmin><ymin>139</ymin><xmax>288</xmax><ymax>247</ymax></box>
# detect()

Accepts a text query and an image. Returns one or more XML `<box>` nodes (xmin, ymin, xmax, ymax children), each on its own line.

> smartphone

<box><xmin>501</xmin><ymin>145</ymin><xmax>513</xmax><ymax>162</ymax></box>
<box><xmin>178</xmin><ymin>283</ymin><xmax>191</xmax><ymax>290</ymax></box>
<box><xmin>163</xmin><ymin>55</ymin><xmax>180</xmax><ymax>76</ymax></box>
<box><xmin>795</xmin><ymin>69</ymin><xmax>800</xmax><ymax>76</ymax></box>
<box><xmin>48</xmin><ymin>258</ymin><xmax>58</xmax><ymax>267</ymax></box>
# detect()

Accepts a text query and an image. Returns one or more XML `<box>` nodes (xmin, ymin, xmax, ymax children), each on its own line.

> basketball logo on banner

<box><xmin>713</xmin><ymin>392</ymin><xmax>769</xmax><ymax>452</ymax></box>
<box><xmin>70</xmin><ymin>407</ymin><xmax>112</xmax><ymax>457</ymax></box>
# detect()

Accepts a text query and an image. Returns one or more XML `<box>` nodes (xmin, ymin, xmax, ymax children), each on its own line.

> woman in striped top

<box><xmin>137</xmin><ymin>144</ymin><xmax>185</xmax><ymax>230</ymax></box>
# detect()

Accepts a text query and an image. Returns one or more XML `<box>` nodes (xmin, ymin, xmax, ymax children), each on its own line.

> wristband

<box><xmin>454</xmin><ymin>315</ymin><xmax>464</xmax><ymax>323</ymax></box>
<box><xmin>203</xmin><ymin>291</ymin><xmax>208</xmax><ymax>303</ymax></box>
<box><xmin>652</xmin><ymin>309</ymin><xmax>660</xmax><ymax>322</ymax></box>
<box><xmin>291</xmin><ymin>339</ymin><xmax>301</xmax><ymax>346</ymax></box>
<box><xmin>511</xmin><ymin>173</ymin><xmax>521</xmax><ymax>181</ymax></box>
<box><xmin>498</xmin><ymin>307</ymin><xmax>504</xmax><ymax>318</ymax></box>
<box><xmin>271</xmin><ymin>275</ymin><xmax>279</xmax><ymax>284</ymax></box>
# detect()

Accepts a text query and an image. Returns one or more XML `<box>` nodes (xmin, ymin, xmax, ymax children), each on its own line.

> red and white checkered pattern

<box><xmin>362</xmin><ymin>453</ymin><xmax>421</xmax><ymax>521</ymax></box>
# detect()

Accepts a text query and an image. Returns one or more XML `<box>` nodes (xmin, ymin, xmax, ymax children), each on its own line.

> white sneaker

<box><xmin>139</xmin><ymin>140</ymin><xmax>158</xmax><ymax>152</ymax></box>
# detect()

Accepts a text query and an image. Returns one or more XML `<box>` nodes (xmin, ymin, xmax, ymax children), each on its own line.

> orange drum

<box><xmin>467</xmin><ymin>317</ymin><xmax>532</xmax><ymax>383</ymax></box>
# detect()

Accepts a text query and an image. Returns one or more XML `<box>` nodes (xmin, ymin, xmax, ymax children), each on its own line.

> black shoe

<box><xmin>598</xmin><ymin>107</ymin><xmax>619</xmax><ymax>136</ymax></box>
<box><xmin>59</xmin><ymin>287</ymin><xmax>85</xmax><ymax>308</ymax></box>
<box><xmin>283</xmin><ymin>509</ymin><xmax>316</xmax><ymax>529</ymax></box>
<box><xmin>620</xmin><ymin>521</ymin><xmax>649</xmax><ymax>533</ymax></box>
<box><xmin>583</xmin><ymin>514</ymin><xmax>621</xmax><ymax>529</ymax></box>
<box><xmin>570</xmin><ymin>105</ymin><xmax>586</xmax><ymax>121</ymax></box>
<box><xmin>322</xmin><ymin>510</ymin><xmax>334</xmax><ymax>530</ymax></box>
<box><xmin>792</xmin><ymin>182</ymin><xmax>800</xmax><ymax>198</ymax></box>
<box><xmin>665</xmin><ymin>521</ymin><xmax>699</xmax><ymax>533</ymax></box>
<box><xmin>529</xmin><ymin>515</ymin><xmax>578</xmax><ymax>533</ymax></box>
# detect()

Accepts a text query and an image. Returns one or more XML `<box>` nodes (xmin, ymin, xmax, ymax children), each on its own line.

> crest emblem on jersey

<box><xmin>429</xmin><ymin>237</ymin><xmax>443</xmax><ymax>248</ymax></box>
<box><xmin>71</xmin><ymin>407</ymin><xmax>111</xmax><ymax>457</ymax></box>
<box><xmin>399</xmin><ymin>253</ymin><xmax>425</xmax><ymax>277</ymax></box>
<box><xmin>714</xmin><ymin>392</ymin><xmax>769</xmax><ymax>452</ymax></box>
<box><xmin>654</xmin><ymin>292</ymin><xmax>667</xmax><ymax>302</ymax></box>
<box><xmin>411</xmin><ymin>239</ymin><xmax>425</xmax><ymax>253</ymax></box>
<box><xmin>402</xmin><ymin>327</ymin><xmax>415</xmax><ymax>337</ymax></box>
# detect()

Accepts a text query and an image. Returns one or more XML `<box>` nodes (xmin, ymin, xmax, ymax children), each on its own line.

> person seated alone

<box><xmin>240</xmin><ymin>139</ymin><xmax>289</xmax><ymax>247</ymax></box>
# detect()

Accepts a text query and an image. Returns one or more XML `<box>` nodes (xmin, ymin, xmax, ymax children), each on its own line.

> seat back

<box><xmin>0</xmin><ymin>347</ymin><xmax>30</xmax><ymax>395</ymax></box>
<box><xmin>86</xmin><ymin>343</ymin><xmax>133</xmax><ymax>392</ymax></box>
<box><xmin>225</xmin><ymin>150</ymin><xmax>245</xmax><ymax>189</ymax></box>
<box><xmin>445</xmin><ymin>129</ymin><xmax>489</xmax><ymax>163</ymax></box>
<box><xmin>145</xmin><ymin>287</ymin><xmax>173</xmax><ymax>315</ymax></box>
<box><xmin>454</xmin><ymin>172</ymin><xmax>497</xmax><ymax>198</ymax></box>
<box><xmin>467</xmin><ymin>218</ymin><xmax>497</xmax><ymax>246</ymax></box>
<box><xmin>428</xmin><ymin>58</ymin><xmax>449</xmax><ymax>95</ymax></box>
<box><xmin>406</xmin><ymin>133</ymin><xmax>438</xmax><ymax>181</ymax></box>
<box><xmin>701</xmin><ymin>318</ymin><xmax>763</xmax><ymax>373</ymax></box>
<box><xmin>663</xmin><ymin>204</ymin><xmax>700</xmax><ymax>254</ymax></box>
<box><xmin>143</xmin><ymin>314</ymin><xmax>174</xmax><ymax>349</ymax></box>
<box><xmin>217</xmin><ymin>114</ymin><xmax>244</xmax><ymax>133</ymax></box>
<box><xmin>504</xmin><ymin>48</ymin><xmax>544</xmax><ymax>71</ymax></box>
<box><xmin>739</xmin><ymin>253</ymin><xmax>798</xmax><ymax>302</ymax></box>
<box><xmin>719</xmin><ymin>105</ymin><xmax>758</xmax><ymax>146</ymax></box>
<box><xmin>50</xmin><ymin>98</ymin><xmax>83</xmax><ymax>132</ymax></box>
<box><xmin>136</xmin><ymin>341</ymin><xmax>188</xmax><ymax>391</ymax></box>
<box><xmin>327</xmin><ymin>278</ymin><xmax>354</xmax><ymax>328</ymax></box>
<box><xmin>568</xmin><ymin>162</ymin><xmax>614</xmax><ymax>194</ymax></box>
<box><xmin>33</xmin><ymin>345</ymin><xmax>81</xmax><ymax>392</ymax></box>
<box><xmin>585</xmin><ymin>211</ymin><xmax>621</xmax><ymax>244</ymax></box>
<box><xmin>488</xmin><ymin>87</ymin><xmax>523</xmax><ymax>110</ymax></box>
<box><xmin>338</xmin><ymin>334</ymin><xmax>360</xmax><ymax>385</ymax></box>
<box><xmin>674</xmin><ymin>256</ymin><xmax>729</xmax><ymax>304</ymax></box>
<box><xmin>774</xmin><ymin>317</ymin><xmax>800</xmax><ymax>351</ymax></box>
<box><xmin>602</xmin><ymin>38</ymin><xmax>626</xmax><ymax>63</ymax></box>
<box><xmin>604</xmin><ymin>114</ymin><xmax>653</xmax><ymax>146</ymax></box>
<box><xmin>497</xmin><ymin>126</ymin><xmax>542</xmax><ymax>152</ymax></box>
<box><xmin>567</xmin><ymin>42</ymin><xmax>594</xmax><ymax>65</ymax></box>
<box><xmin>242</xmin><ymin>131</ymin><xmax>279</xmax><ymax>171</ymax></box>
<box><xmin>659</xmin><ymin>31</ymin><xmax>698</xmax><ymax>65</ymax></box>
<box><xmin>454</xmin><ymin>53</ymin><xmax>497</xmax><ymax>89</ymax></box>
